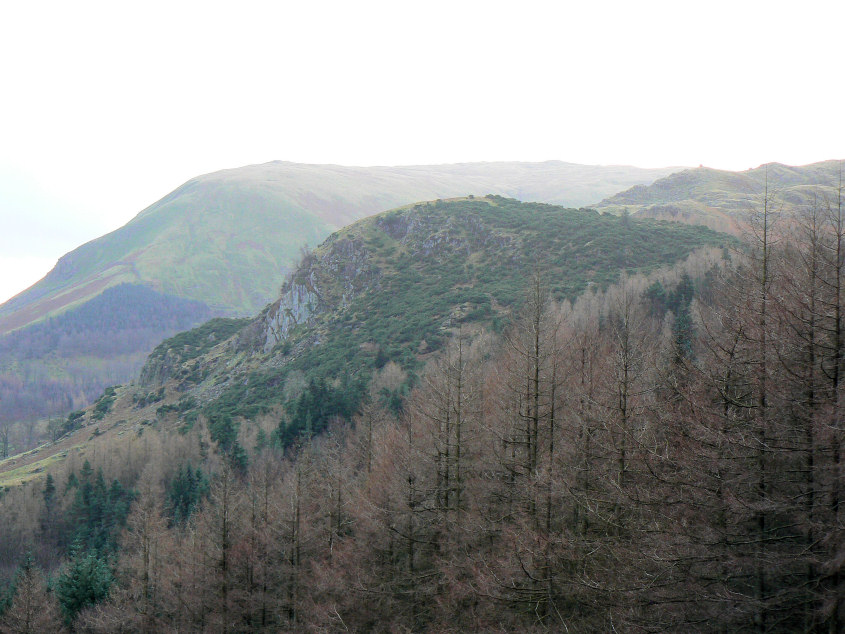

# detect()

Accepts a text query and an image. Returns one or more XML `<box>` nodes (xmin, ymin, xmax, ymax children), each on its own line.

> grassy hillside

<box><xmin>593</xmin><ymin>159</ymin><xmax>843</xmax><ymax>230</ymax></box>
<box><xmin>0</xmin><ymin>160</ymin><xmax>680</xmax><ymax>335</ymax></box>
<box><xmin>0</xmin><ymin>177</ymin><xmax>332</xmax><ymax>332</ymax></box>
<box><xmin>0</xmin><ymin>161</ymin><xmax>682</xmax><ymax>433</ymax></box>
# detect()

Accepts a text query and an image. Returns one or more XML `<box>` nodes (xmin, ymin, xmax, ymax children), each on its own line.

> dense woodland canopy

<box><xmin>0</xmin><ymin>188</ymin><xmax>843</xmax><ymax>632</ymax></box>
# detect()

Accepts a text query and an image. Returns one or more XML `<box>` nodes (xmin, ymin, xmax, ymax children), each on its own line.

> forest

<box><xmin>0</xmin><ymin>192</ymin><xmax>843</xmax><ymax>632</ymax></box>
<box><xmin>0</xmin><ymin>284</ymin><xmax>212</xmax><ymax>453</ymax></box>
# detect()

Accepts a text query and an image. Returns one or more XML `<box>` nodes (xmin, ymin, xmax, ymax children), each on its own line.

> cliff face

<box><xmin>260</xmin><ymin>281</ymin><xmax>320</xmax><ymax>352</ymax></box>
<box><xmin>256</xmin><ymin>235</ymin><xmax>381</xmax><ymax>353</ymax></box>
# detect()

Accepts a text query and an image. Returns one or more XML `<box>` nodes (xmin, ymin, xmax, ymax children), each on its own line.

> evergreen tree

<box><xmin>56</xmin><ymin>547</ymin><xmax>113</xmax><ymax>625</ymax></box>
<box><xmin>167</xmin><ymin>463</ymin><xmax>209</xmax><ymax>525</ymax></box>
<box><xmin>40</xmin><ymin>473</ymin><xmax>57</xmax><ymax>539</ymax></box>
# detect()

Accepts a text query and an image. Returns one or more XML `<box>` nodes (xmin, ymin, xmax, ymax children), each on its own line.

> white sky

<box><xmin>1</xmin><ymin>0</ymin><xmax>843</xmax><ymax>304</ymax></box>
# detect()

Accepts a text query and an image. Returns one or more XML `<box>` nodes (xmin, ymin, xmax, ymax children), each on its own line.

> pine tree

<box><xmin>56</xmin><ymin>547</ymin><xmax>113</xmax><ymax>625</ymax></box>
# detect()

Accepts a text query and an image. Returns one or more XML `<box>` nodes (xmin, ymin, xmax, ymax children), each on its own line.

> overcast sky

<box><xmin>1</xmin><ymin>0</ymin><xmax>843</xmax><ymax>304</ymax></box>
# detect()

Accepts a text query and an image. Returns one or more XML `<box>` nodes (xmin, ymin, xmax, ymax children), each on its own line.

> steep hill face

<box><xmin>136</xmin><ymin>196</ymin><xmax>730</xmax><ymax>443</ymax></box>
<box><xmin>593</xmin><ymin>160</ymin><xmax>843</xmax><ymax>231</ymax></box>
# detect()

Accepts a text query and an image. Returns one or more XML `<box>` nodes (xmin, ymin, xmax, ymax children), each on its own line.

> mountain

<box><xmin>3</xmin><ymin>199</ymin><xmax>842</xmax><ymax>631</ymax></box>
<box><xmin>593</xmin><ymin>160</ymin><xmax>843</xmax><ymax>231</ymax></box>
<box><xmin>0</xmin><ymin>161</ymin><xmax>681</xmax><ymax>431</ymax></box>
<box><xmin>1</xmin><ymin>160</ymin><xmax>681</xmax><ymax>334</ymax></box>
<box><xmin>0</xmin><ymin>195</ymin><xmax>730</xmax><ymax>484</ymax></box>
<box><xmin>82</xmin><ymin>197</ymin><xmax>729</xmax><ymax>453</ymax></box>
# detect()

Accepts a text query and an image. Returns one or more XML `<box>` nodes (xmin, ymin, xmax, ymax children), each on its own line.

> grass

<box><xmin>0</xmin><ymin>450</ymin><xmax>71</xmax><ymax>488</ymax></box>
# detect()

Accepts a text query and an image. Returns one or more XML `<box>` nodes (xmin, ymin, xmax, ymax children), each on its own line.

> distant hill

<box><xmin>0</xmin><ymin>160</ymin><xmax>681</xmax><ymax>334</ymax></box>
<box><xmin>0</xmin><ymin>161</ymin><xmax>680</xmax><ymax>431</ymax></box>
<box><xmin>0</xmin><ymin>284</ymin><xmax>211</xmax><ymax>424</ymax></box>
<box><xmin>593</xmin><ymin>160</ymin><xmax>843</xmax><ymax>231</ymax></box>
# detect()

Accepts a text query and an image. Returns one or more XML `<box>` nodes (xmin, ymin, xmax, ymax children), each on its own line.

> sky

<box><xmin>1</xmin><ymin>0</ymin><xmax>843</xmax><ymax>304</ymax></box>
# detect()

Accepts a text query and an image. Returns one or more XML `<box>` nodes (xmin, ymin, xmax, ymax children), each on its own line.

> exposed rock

<box><xmin>257</xmin><ymin>236</ymin><xmax>379</xmax><ymax>352</ymax></box>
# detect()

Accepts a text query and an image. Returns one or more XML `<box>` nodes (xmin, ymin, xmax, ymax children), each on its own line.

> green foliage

<box><xmin>147</xmin><ymin>317</ymin><xmax>249</xmax><ymax>366</ymax></box>
<box><xmin>646</xmin><ymin>274</ymin><xmax>696</xmax><ymax>361</ymax></box>
<box><xmin>56</xmin><ymin>546</ymin><xmax>112</xmax><ymax>624</ymax></box>
<box><xmin>673</xmin><ymin>302</ymin><xmax>694</xmax><ymax>361</ymax></box>
<box><xmin>274</xmin><ymin>375</ymin><xmax>365</xmax><ymax>448</ymax></box>
<box><xmin>206</xmin><ymin>413</ymin><xmax>248</xmax><ymax>472</ymax></box>
<box><xmin>91</xmin><ymin>386</ymin><xmax>118</xmax><ymax>421</ymax></box>
<box><xmin>62</xmin><ymin>410</ymin><xmax>86</xmax><ymax>435</ymax></box>
<box><xmin>42</xmin><ymin>473</ymin><xmax>56</xmax><ymax>508</ymax></box>
<box><xmin>180</xmin><ymin>409</ymin><xmax>199</xmax><ymax>433</ymax></box>
<box><xmin>68</xmin><ymin>460</ymin><xmax>135</xmax><ymax>554</ymax></box>
<box><xmin>156</xmin><ymin>395</ymin><xmax>198</xmax><ymax>419</ymax></box>
<box><xmin>202</xmin><ymin>197</ymin><xmax>730</xmax><ymax>438</ymax></box>
<box><xmin>166</xmin><ymin>463</ymin><xmax>209</xmax><ymax>525</ymax></box>
<box><xmin>65</xmin><ymin>472</ymin><xmax>79</xmax><ymax>492</ymax></box>
<box><xmin>380</xmin><ymin>385</ymin><xmax>408</xmax><ymax>416</ymax></box>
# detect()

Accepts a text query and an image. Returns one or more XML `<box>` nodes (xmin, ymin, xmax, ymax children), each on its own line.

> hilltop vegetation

<box><xmin>156</xmin><ymin>196</ymin><xmax>730</xmax><ymax>448</ymax></box>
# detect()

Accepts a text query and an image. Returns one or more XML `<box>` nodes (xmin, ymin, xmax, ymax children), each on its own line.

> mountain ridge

<box><xmin>593</xmin><ymin>159</ymin><xmax>843</xmax><ymax>231</ymax></box>
<box><xmin>1</xmin><ymin>160</ymin><xmax>682</xmax><ymax>335</ymax></box>
<box><xmin>0</xmin><ymin>195</ymin><xmax>732</xmax><ymax>490</ymax></box>
<box><xmin>134</xmin><ymin>196</ymin><xmax>731</xmax><ymax>437</ymax></box>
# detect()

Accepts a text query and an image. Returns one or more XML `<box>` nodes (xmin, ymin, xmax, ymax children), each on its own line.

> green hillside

<box><xmin>0</xmin><ymin>194</ymin><xmax>730</xmax><ymax>476</ymax></box>
<box><xmin>0</xmin><ymin>160</ymin><xmax>680</xmax><ymax>335</ymax></box>
<box><xmin>138</xmin><ymin>196</ymin><xmax>731</xmax><ymax>444</ymax></box>
<box><xmin>0</xmin><ymin>161</ymin><xmax>681</xmax><ymax>433</ymax></box>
